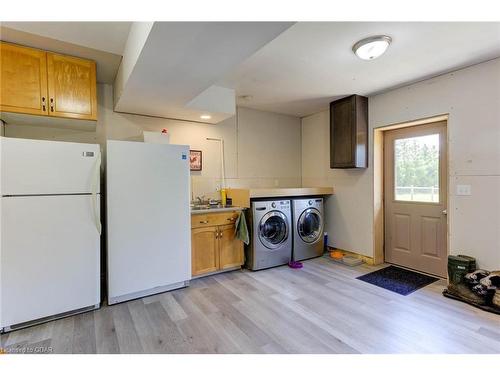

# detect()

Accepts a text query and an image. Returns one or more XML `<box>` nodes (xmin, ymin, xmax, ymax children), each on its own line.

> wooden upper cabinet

<box><xmin>0</xmin><ymin>42</ymin><xmax>48</xmax><ymax>116</ymax></box>
<box><xmin>0</xmin><ymin>42</ymin><xmax>97</xmax><ymax>121</ymax></box>
<box><xmin>330</xmin><ymin>94</ymin><xmax>368</xmax><ymax>168</ymax></box>
<box><xmin>47</xmin><ymin>53</ymin><xmax>97</xmax><ymax>120</ymax></box>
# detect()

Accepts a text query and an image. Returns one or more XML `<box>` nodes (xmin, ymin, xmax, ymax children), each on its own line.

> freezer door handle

<box><xmin>91</xmin><ymin>150</ymin><xmax>102</xmax><ymax>235</ymax></box>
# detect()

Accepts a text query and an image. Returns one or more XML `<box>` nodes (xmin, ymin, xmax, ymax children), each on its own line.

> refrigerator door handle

<box><xmin>91</xmin><ymin>150</ymin><xmax>102</xmax><ymax>235</ymax></box>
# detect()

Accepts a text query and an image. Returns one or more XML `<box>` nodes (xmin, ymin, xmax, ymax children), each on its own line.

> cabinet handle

<box><xmin>215</xmin><ymin>231</ymin><xmax>219</xmax><ymax>239</ymax></box>
<box><xmin>199</xmin><ymin>220</ymin><xmax>209</xmax><ymax>224</ymax></box>
<box><xmin>42</xmin><ymin>97</ymin><xmax>46</xmax><ymax>111</ymax></box>
<box><xmin>219</xmin><ymin>230</ymin><xmax>222</xmax><ymax>238</ymax></box>
<box><xmin>50</xmin><ymin>98</ymin><xmax>54</xmax><ymax>112</ymax></box>
<box><xmin>227</xmin><ymin>217</ymin><xmax>235</xmax><ymax>221</ymax></box>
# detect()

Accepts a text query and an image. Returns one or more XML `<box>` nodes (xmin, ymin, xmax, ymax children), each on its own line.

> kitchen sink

<box><xmin>191</xmin><ymin>205</ymin><xmax>211</xmax><ymax>210</ymax></box>
<box><xmin>191</xmin><ymin>204</ymin><xmax>233</xmax><ymax>211</ymax></box>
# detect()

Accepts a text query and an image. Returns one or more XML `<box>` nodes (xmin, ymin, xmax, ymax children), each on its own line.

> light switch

<box><xmin>456</xmin><ymin>184</ymin><xmax>471</xmax><ymax>196</ymax></box>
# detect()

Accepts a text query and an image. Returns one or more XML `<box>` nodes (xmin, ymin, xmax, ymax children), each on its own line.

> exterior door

<box><xmin>47</xmin><ymin>52</ymin><xmax>97</xmax><ymax>120</ymax></box>
<box><xmin>0</xmin><ymin>42</ymin><xmax>48</xmax><ymax>116</ymax></box>
<box><xmin>384</xmin><ymin>121</ymin><xmax>447</xmax><ymax>277</ymax></box>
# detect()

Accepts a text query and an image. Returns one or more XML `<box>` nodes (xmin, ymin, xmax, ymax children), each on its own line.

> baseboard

<box><xmin>327</xmin><ymin>247</ymin><xmax>375</xmax><ymax>265</ymax></box>
<box><xmin>108</xmin><ymin>280</ymin><xmax>189</xmax><ymax>305</ymax></box>
<box><xmin>1</xmin><ymin>303</ymin><xmax>100</xmax><ymax>333</ymax></box>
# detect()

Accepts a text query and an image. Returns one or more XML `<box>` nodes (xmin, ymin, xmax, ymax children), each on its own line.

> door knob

<box><xmin>442</xmin><ymin>209</ymin><xmax>447</xmax><ymax>215</ymax></box>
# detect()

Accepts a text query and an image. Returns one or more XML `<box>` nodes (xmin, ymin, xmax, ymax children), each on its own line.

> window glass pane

<box><xmin>394</xmin><ymin>134</ymin><xmax>439</xmax><ymax>202</ymax></box>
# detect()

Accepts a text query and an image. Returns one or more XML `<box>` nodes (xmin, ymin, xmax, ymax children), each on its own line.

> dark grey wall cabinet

<box><xmin>330</xmin><ymin>94</ymin><xmax>368</xmax><ymax>169</ymax></box>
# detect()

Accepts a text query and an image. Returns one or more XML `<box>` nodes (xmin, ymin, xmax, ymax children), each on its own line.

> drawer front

<box><xmin>191</xmin><ymin>211</ymin><xmax>240</xmax><ymax>229</ymax></box>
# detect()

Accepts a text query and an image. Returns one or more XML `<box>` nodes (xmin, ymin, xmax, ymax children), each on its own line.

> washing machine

<box><xmin>292</xmin><ymin>198</ymin><xmax>325</xmax><ymax>261</ymax></box>
<box><xmin>245</xmin><ymin>199</ymin><xmax>292</xmax><ymax>270</ymax></box>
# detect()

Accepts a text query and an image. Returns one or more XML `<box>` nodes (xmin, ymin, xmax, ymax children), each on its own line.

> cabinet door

<box><xmin>192</xmin><ymin>226</ymin><xmax>219</xmax><ymax>276</ymax></box>
<box><xmin>0</xmin><ymin>42</ymin><xmax>48</xmax><ymax>116</ymax></box>
<box><xmin>218</xmin><ymin>224</ymin><xmax>244</xmax><ymax>270</ymax></box>
<box><xmin>330</xmin><ymin>95</ymin><xmax>368</xmax><ymax>168</ymax></box>
<box><xmin>330</xmin><ymin>96</ymin><xmax>355</xmax><ymax>168</ymax></box>
<box><xmin>47</xmin><ymin>53</ymin><xmax>97</xmax><ymax>120</ymax></box>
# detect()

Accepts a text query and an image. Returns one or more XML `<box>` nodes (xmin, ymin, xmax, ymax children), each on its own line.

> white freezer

<box><xmin>106</xmin><ymin>140</ymin><xmax>191</xmax><ymax>304</ymax></box>
<box><xmin>0</xmin><ymin>195</ymin><xmax>101</xmax><ymax>329</ymax></box>
<box><xmin>0</xmin><ymin>137</ymin><xmax>101</xmax><ymax>196</ymax></box>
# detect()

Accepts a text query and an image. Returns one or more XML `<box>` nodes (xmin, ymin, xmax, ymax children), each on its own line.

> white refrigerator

<box><xmin>106</xmin><ymin>140</ymin><xmax>191</xmax><ymax>305</ymax></box>
<box><xmin>0</xmin><ymin>137</ymin><xmax>101</xmax><ymax>332</ymax></box>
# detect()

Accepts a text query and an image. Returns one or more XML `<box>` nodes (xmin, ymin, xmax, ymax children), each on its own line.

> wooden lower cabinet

<box><xmin>219</xmin><ymin>224</ymin><xmax>244</xmax><ymax>270</ymax></box>
<box><xmin>191</xmin><ymin>226</ymin><xmax>219</xmax><ymax>276</ymax></box>
<box><xmin>191</xmin><ymin>212</ymin><xmax>244</xmax><ymax>277</ymax></box>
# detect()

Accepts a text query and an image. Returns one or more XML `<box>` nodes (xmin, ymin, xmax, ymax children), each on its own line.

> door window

<box><xmin>394</xmin><ymin>133</ymin><xmax>440</xmax><ymax>203</ymax></box>
<box><xmin>259</xmin><ymin>212</ymin><xmax>288</xmax><ymax>249</ymax></box>
<box><xmin>298</xmin><ymin>209</ymin><xmax>322</xmax><ymax>243</ymax></box>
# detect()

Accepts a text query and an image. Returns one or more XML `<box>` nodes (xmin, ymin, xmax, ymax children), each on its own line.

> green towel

<box><xmin>234</xmin><ymin>211</ymin><xmax>249</xmax><ymax>245</ymax></box>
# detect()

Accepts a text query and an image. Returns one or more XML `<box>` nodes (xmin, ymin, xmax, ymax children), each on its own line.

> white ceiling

<box><xmin>219</xmin><ymin>22</ymin><xmax>500</xmax><ymax>117</ymax></box>
<box><xmin>114</xmin><ymin>22</ymin><xmax>294</xmax><ymax>123</ymax></box>
<box><xmin>1</xmin><ymin>22</ymin><xmax>131</xmax><ymax>55</ymax></box>
<box><xmin>2</xmin><ymin>22</ymin><xmax>499</xmax><ymax>119</ymax></box>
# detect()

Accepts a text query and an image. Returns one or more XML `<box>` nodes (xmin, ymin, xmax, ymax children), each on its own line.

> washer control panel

<box><xmin>302</xmin><ymin>198</ymin><xmax>323</xmax><ymax>209</ymax></box>
<box><xmin>276</xmin><ymin>200</ymin><xmax>290</xmax><ymax>210</ymax></box>
<box><xmin>253</xmin><ymin>200</ymin><xmax>291</xmax><ymax>212</ymax></box>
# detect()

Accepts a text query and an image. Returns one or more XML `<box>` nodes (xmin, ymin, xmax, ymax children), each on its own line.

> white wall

<box><xmin>4</xmin><ymin>84</ymin><xmax>302</xmax><ymax>200</ymax></box>
<box><xmin>113</xmin><ymin>22</ymin><xmax>154</xmax><ymax>105</ymax></box>
<box><xmin>302</xmin><ymin>58</ymin><xmax>500</xmax><ymax>270</ymax></box>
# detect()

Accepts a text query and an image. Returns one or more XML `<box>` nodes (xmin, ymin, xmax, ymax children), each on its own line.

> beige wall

<box><xmin>302</xmin><ymin>110</ymin><xmax>373</xmax><ymax>257</ymax></box>
<box><xmin>302</xmin><ymin>58</ymin><xmax>500</xmax><ymax>269</ymax></box>
<box><xmin>4</xmin><ymin>84</ymin><xmax>302</xmax><ymax>200</ymax></box>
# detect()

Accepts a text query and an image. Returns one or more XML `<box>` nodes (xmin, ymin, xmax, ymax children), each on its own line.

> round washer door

<box><xmin>297</xmin><ymin>208</ymin><xmax>323</xmax><ymax>244</ymax></box>
<box><xmin>258</xmin><ymin>211</ymin><xmax>289</xmax><ymax>249</ymax></box>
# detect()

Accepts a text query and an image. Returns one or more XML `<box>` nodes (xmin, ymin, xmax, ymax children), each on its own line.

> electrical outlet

<box><xmin>456</xmin><ymin>184</ymin><xmax>471</xmax><ymax>196</ymax></box>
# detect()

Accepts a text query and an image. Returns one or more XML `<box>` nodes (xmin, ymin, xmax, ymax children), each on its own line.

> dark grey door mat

<box><xmin>356</xmin><ymin>265</ymin><xmax>439</xmax><ymax>295</ymax></box>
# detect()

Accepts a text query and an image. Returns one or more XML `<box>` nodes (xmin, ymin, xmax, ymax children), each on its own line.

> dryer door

<box><xmin>259</xmin><ymin>211</ymin><xmax>289</xmax><ymax>249</ymax></box>
<box><xmin>298</xmin><ymin>208</ymin><xmax>323</xmax><ymax>244</ymax></box>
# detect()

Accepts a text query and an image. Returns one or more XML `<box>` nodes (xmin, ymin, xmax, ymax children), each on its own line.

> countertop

<box><xmin>226</xmin><ymin>187</ymin><xmax>334</xmax><ymax>207</ymax></box>
<box><xmin>245</xmin><ymin>187</ymin><xmax>334</xmax><ymax>198</ymax></box>
<box><xmin>190</xmin><ymin>206</ymin><xmax>245</xmax><ymax>215</ymax></box>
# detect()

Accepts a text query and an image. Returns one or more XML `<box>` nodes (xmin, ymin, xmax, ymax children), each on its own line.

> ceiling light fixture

<box><xmin>200</xmin><ymin>114</ymin><xmax>211</xmax><ymax>120</ymax></box>
<box><xmin>352</xmin><ymin>35</ymin><xmax>392</xmax><ymax>60</ymax></box>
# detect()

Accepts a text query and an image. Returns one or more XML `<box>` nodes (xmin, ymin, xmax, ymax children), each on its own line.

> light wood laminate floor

<box><xmin>2</xmin><ymin>257</ymin><xmax>500</xmax><ymax>354</ymax></box>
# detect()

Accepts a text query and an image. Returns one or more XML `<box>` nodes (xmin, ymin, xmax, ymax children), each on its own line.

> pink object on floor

<box><xmin>288</xmin><ymin>261</ymin><xmax>303</xmax><ymax>269</ymax></box>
